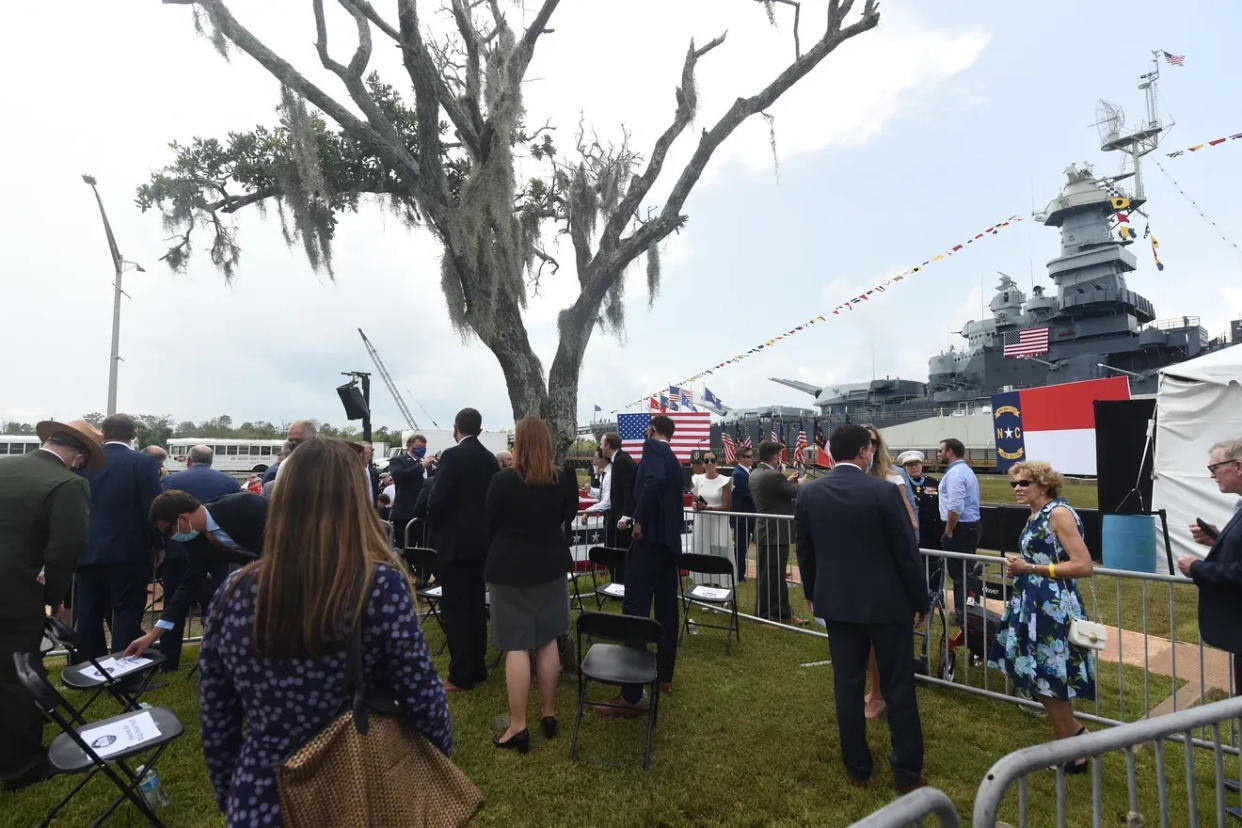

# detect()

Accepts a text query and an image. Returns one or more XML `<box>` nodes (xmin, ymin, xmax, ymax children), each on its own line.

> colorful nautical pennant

<box><xmin>1150</xmin><ymin>234</ymin><xmax>1164</xmax><ymax>271</ymax></box>
<box><xmin>1165</xmin><ymin>130</ymin><xmax>1242</xmax><ymax>159</ymax></box>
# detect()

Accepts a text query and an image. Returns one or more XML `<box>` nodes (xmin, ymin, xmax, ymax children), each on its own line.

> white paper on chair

<box><xmin>79</xmin><ymin>656</ymin><xmax>153</xmax><ymax>682</ymax></box>
<box><xmin>79</xmin><ymin>711</ymin><xmax>161</xmax><ymax>758</ymax></box>
<box><xmin>694</xmin><ymin>586</ymin><xmax>731</xmax><ymax>601</ymax></box>
<box><xmin>602</xmin><ymin>583</ymin><xmax>625</xmax><ymax>597</ymax></box>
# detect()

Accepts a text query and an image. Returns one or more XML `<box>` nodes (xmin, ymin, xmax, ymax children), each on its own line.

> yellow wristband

<box><xmin>1048</xmin><ymin>563</ymin><xmax>1056</xmax><ymax>578</ymax></box>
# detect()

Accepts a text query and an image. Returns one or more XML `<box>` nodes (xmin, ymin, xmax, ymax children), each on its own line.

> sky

<box><xmin>1</xmin><ymin>1</ymin><xmax>1239</xmax><ymax>435</ymax></box>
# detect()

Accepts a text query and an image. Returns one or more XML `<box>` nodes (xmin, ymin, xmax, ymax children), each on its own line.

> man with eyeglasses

<box><xmin>730</xmin><ymin>446</ymin><xmax>757</xmax><ymax>582</ymax></box>
<box><xmin>0</xmin><ymin>419</ymin><xmax>101</xmax><ymax>790</ymax></box>
<box><xmin>1178</xmin><ymin>439</ymin><xmax>1242</xmax><ymax>694</ymax></box>
<box><xmin>937</xmin><ymin>437</ymin><xmax>980</xmax><ymax>626</ymax></box>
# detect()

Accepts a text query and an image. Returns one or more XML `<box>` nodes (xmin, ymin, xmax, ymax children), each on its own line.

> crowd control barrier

<box><xmin>847</xmin><ymin>786</ymin><xmax>961</xmax><ymax>827</ymax></box>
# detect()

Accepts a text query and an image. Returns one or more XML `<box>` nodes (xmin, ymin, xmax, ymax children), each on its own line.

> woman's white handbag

<box><xmin>1068</xmin><ymin>618</ymin><xmax>1108</xmax><ymax>650</ymax></box>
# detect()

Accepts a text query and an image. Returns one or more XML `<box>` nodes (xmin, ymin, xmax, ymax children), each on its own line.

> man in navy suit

<box><xmin>388</xmin><ymin>433</ymin><xmax>429</xmax><ymax>548</ymax></box>
<box><xmin>1178</xmin><ymin>438</ymin><xmax>1242</xmax><ymax>693</ymax></box>
<box><xmin>730</xmin><ymin>445</ymin><xmax>756</xmax><ymax>582</ymax></box>
<box><xmin>428</xmin><ymin>408</ymin><xmax>499</xmax><ymax>691</ymax></box>
<box><xmin>151</xmin><ymin>445</ymin><xmax>239</xmax><ymax>670</ymax></box>
<box><xmin>75</xmin><ymin>414</ymin><xmax>162</xmax><ymax>659</ymax></box>
<box><xmin>795</xmin><ymin>424</ymin><xmax>928</xmax><ymax>792</ymax></box>
<box><xmin>610</xmin><ymin>414</ymin><xmax>684</xmax><ymax>711</ymax></box>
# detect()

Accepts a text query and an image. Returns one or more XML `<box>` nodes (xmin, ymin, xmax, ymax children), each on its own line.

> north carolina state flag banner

<box><xmin>992</xmin><ymin>377</ymin><xmax>1131</xmax><ymax>475</ymax></box>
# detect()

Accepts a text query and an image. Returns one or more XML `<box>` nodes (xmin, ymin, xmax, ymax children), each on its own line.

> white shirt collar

<box><xmin>836</xmin><ymin>462</ymin><xmax>864</xmax><ymax>471</ymax></box>
<box><xmin>104</xmin><ymin>440</ymin><xmax>132</xmax><ymax>447</ymax></box>
<box><xmin>37</xmin><ymin>447</ymin><xmax>68</xmax><ymax>466</ymax></box>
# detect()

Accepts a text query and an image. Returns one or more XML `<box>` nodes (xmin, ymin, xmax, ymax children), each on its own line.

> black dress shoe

<box><xmin>492</xmin><ymin>729</ymin><xmax>530</xmax><ymax>754</ymax></box>
<box><xmin>541</xmin><ymin>716</ymin><xmax>558</xmax><ymax>739</ymax></box>
<box><xmin>2</xmin><ymin>757</ymin><xmax>52</xmax><ymax>792</ymax></box>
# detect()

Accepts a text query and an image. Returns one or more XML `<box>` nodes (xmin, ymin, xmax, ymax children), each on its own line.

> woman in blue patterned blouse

<box><xmin>988</xmin><ymin>460</ymin><xmax>1096</xmax><ymax>773</ymax></box>
<box><xmin>199</xmin><ymin>438</ymin><xmax>452</xmax><ymax>825</ymax></box>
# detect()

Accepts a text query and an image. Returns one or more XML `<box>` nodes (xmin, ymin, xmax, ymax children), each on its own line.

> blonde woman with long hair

<box><xmin>198</xmin><ymin>438</ymin><xmax>451</xmax><ymax>827</ymax></box>
<box><xmin>862</xmin><ymin>425</ymin><xmax>919</xmax><ymax>720</ymax></box>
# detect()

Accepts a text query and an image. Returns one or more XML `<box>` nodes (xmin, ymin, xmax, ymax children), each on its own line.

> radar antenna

<box><xmin>357</xmin><ymin>328</ymin><xmax>419</xmax><ymax>430</ymax></box>
<box><xmin>1097</xmin><ymin>52</ymin><xmax>1171</xmax><ymax>203</ymax></box>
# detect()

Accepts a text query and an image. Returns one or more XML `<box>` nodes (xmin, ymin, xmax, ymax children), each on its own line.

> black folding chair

<box><xmin>570</xmin><ymin>611</ymin><xmax>663</xmax><ymax>771</ymax></box>
<box><xmin>13</xmin><ymin>652</ymin><xmax>184</xmax><ymax>828</ymax></box>
<box><xmin>677</xmin><ymin>553</ymin><xmax>740</xmax><ymax>655</ymax></box>
<box><xmin>401</xmin><ymin>546</ymin><xmax>448</xmax><ymax>655</ymax></box>
<box><xmin>587</xmin><ymin>546</ymin><xmax>629</xmax><ymax>610</ymax></box>
<box><xmin>43</xmin><ymin>616</ymin><xmax>165</xmax><ymax>716</ymax></box>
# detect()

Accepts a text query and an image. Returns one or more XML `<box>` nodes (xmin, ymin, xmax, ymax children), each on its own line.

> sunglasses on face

<box><xmin>1207</xmin><ymin>459</ymin><xmax>1238</xmax><ymax>474</ymax></box>
<box><xmin>1010</xmin><ymin>479</ymin><xmax>1034</xmax><ymax>488</ymax></box>
<box><xmin>703</xmin><ymin>458</ymin><xmax>717</xmax><ymax>464</ymax></box>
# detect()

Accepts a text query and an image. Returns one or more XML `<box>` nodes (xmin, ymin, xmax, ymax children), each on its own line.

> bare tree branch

<box><xmin>757</xmin><ymin>0</ymin><xmax>802</xmax><ymax>59</ymax></box>
<box><xmin>511</xmin><ymin>0</ymin><xmax>560</xmax><ymax>77</ymax></box>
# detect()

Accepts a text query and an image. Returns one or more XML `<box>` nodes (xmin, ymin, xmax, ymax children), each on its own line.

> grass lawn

<box><xmin>5</xmin><ymin>593</ymin><xmax>1233</xmax><ymax>828</ymax></box>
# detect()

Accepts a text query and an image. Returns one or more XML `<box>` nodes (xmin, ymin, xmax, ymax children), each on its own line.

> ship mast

<box><xmin>1097</xmin><ymin>52</ymin><xmax>1171</xmax><ymax>205</ymax></box>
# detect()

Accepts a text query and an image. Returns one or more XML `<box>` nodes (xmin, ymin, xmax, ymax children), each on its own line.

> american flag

<box><xmin>721</xmin><ymin>430</ymin><xmax>736</xmax><ymax>464</ymax></box>
<box><xmin>1002</xmin><ymin>326</ymin><xmax>1050</xmax><ymax>357</ymax></box>
<box><xmin>617</xmin><ymin>411</ymin><xmax>713</xmax><ymax>463</ymax></box>
<box><xmin>793</xmin><ymin>426</ymin><xmax>808</xmax><ymax>464</ymax></box>
<box><xmin>741</xmin><ymin>430</ymin><xmax>752</xmax><ymax>449</ymax></box>
<box><xmin>1163</xmin><ymin>50</ymin><xmax>1185</xmax><ymax>67</ymax></box>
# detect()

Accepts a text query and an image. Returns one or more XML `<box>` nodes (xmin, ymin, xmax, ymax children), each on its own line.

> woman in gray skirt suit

<box><xmin>484</xmin><ymin>416</ymin><xmax>580</xmax><ymax>753</ymax></box>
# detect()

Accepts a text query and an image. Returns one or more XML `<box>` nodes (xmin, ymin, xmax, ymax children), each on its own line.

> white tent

<box><xmin>1152</xmin><ymin>346</ymin><xmax>1242</xmax><ymax>572</ymax></box>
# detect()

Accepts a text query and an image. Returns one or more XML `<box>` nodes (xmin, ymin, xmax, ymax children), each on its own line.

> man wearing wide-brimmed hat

<box><xmin>0</xmin><ymin>419</ymin><xmax>102</xmax><ymax>790</ymax></box>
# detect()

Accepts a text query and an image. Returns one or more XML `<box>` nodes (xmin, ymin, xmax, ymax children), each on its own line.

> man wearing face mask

<box><xmin>0</xmin><ymin>419</ymin><xmax>101</xmax><ymax>790</ymax></box>
<box><xmin>75</xmin><ymin>413</ymin><xmax>163</xmax><ymax>661</ymax></box>
<box><xmin>389</xmin><ymin>433</ymin><xmax>429</xmax><ymax>548</ymax></box>
<box><xmin>122</xmin><ymin>489</ymin><xmax>267</xmax><ymax>660</ymax></box>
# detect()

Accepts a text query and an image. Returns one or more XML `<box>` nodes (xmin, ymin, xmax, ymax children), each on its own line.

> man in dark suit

<box><xmin>729</xmin><ymin>445</ymin><xmax>756</xmax><ymax>582</ymax></box>
<box><xmin>1178</xmin><ymin>438</ymin><xmax>1242</xmax><ymax>693</ymax></box>
<box><xmin>795</xmin><ymin>424</ymin><xmax>928</xmax><ymax>792</ymax></box>
<box><xmin>601</xmin><ymin>432</ymin><xmax>637</xmax><ymax>549</ymax></box>
<box><xmin>123</xmin><ymin>489</ymin><xmax>267</xmax><ymax>662</ymax></box>
<box><xmin>0</xmin><ymin>420</ymin><xmax>99</xmax><ymax>790</ymax></box>
<box><xmin>750</xmin><ymin>441</ymin><xmax>804</xmax><ymax>622</ymax></box>
<box><xmin>150</xmin><ymin>445</ymin><xmax>240</xmax><ymax>670</ymax></box>
<box><xmin>75</xmin><ymin>413</ymin><xmax>162</xmax><ymax>660</ymax></box>
<box><xmin>428</xmin><ymin>408</ymin><xmax>499</xmax><ymax>691</ymax></box>
<box><xmin>388</xmin><ymin>433</ymin><xmax>428</xmax><ymax>548</ymax></box>
<box><xmin>607</xmin><ymin>415</ymin><xmax>684</xmax><ymax>712</ymax></box>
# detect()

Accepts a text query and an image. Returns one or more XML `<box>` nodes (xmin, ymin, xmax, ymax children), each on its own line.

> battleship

<box><xmin>769</xmin><ymin>54</ymin><xmax>1240</xmax><ymax>428</ymax></box>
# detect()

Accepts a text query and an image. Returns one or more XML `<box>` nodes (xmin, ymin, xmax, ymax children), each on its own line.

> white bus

<box><xmin>0</xmin><ymin>435</ymin><xmax>40</xmax><ymax>457</ymax></box>
<box><xmin>166</xmin><ymin>438</ymin><xmax>288</xmax><ymax>474</ymax></box>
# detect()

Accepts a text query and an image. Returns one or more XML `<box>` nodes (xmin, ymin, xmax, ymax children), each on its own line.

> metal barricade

<box><xmin>849</xmin><ymin>787</ymin><xmax>962</xmax><ymax>828</ymax></box>
<box><xmin>973</xmin><ymin>695</ymin><xmax>1242</xmax><ymax>827</ymax></box>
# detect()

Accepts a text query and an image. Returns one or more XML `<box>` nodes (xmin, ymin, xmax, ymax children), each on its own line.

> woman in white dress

<box><xmin>690</xmin><ymin>452</ymin><xmax>734</xmax><ymax>575</ymax></box>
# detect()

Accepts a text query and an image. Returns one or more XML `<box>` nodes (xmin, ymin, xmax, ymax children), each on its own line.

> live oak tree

<box><xmin>142</xmin><ymin>0</ymin><xmax>881</xmax><ymax>453</ymax></box>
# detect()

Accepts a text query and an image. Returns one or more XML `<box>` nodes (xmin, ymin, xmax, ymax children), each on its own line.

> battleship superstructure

<box><xmin>770</xmin><ymin>54</ymin><xmax>1238</xmax><ymax>426</ymax></box>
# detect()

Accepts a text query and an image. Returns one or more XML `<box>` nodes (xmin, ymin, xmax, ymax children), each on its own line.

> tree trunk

<box><xmin>476</xmin><ymin>299</ymin><xmax>549</xmax><ymax>435</ymax></box>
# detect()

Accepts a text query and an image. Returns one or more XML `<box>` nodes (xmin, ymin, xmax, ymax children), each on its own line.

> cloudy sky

<box><xmin>2</xmin><ymin>1</ymin><xmax>1238</xmax><ymax>434</ymax></box>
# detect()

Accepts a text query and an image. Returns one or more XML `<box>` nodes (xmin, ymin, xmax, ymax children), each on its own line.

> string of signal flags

<box><xmin>616</xmin><ymin>213</ymin><xmax>1023</xmax><ymax>412</ymax></box>
<box><xmin>1164</xmin><ymin>130</ymin><xmax>1242</xmax><ymax>159</ymax></box>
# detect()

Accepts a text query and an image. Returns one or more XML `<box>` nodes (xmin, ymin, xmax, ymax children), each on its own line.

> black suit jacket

<box><xmin>160</xmin><ymin>492</ymin><xmax>267</xmax><ymax>628</ymax></box>
<box><xmin>1190</xmin><ymin>503</ymin><xmax>1242</xmax><ymax>653</ymax></box>
<box><xmin>632</xmin><ymin>439</ymin><xmax>683</xmax><ymax>553</ymax></box>
<box><xmin>427</xmin><ymin>436</ymin><xmax>500</xmax><ymax>564</ymax></box>
<box><xmin>483</xmin><ymin>468</ymin><xmax>579</xmax><ymax>586</ymax></box>
<box><xmin>78</xmin><ymin>443</ymin><xmax>161</xmax><ymax>566</ymax></box>
<box><xmin>609</xmin><ymin>450</ymin><xmax>638</xmax><ymax>520</ymax></box>
<box><xmin>160</xmin><ymin>465</ymin><xmax>242</xmax><ymax>561</ymax></box>
<box><xmin>795</xmin><ymin>464</ymin><xmax>928</xmax><ymax>624</ymax></box>
<box><xmin>388</xmin><ymin>452</ymin><xmax>426</xmax><ymax>521</ymax></box>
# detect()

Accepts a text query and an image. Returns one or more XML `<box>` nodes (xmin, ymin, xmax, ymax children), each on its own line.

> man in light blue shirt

<box><xmin>937</xmin><ymin>438</ymin><xmax>981</xmax><ymax>625</ymax></box>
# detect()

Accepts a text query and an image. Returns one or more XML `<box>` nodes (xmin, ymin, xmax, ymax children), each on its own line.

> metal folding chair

<box><xmin>677</xmin><ymin>553</ymin><xmax>740</xmax><ymax>655</ymax></box>
<box><xmin>570</xmin><ymin>611</ymin><xmax>663</xmax><ymax>771</ymax></box>
<box><xmin>587</xmin><ymin>546</ymin><xmax>629</xmax><ymax>610</ymax></box>
<box><xmin>43</xmin><ymin>616</ymin><xmax>166</xmax><ymax>716</ymax></box>
<box><xmin>12</xmin><ymin>652</ymin><xmax>184</xmax><ymax>828</ymax></box>
<box><xmin>401</xmin><ymin>546</ymin><xmax>448</xmax><ymax>655</ymax></box>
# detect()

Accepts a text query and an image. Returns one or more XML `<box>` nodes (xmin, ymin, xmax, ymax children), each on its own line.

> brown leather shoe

<box><xmin>442</xmin><ymin>678</ymin><xmax>470</xmax><ymax>692</ymax></box>
<box><xmin>895</xmin><ymin>776</ymin><xmax>927</xmax><ymax>794</ymax></box>
<box><xmin>589</xmin><ymin>695</ymin><xmax>644</xmax><ymax>718</ymax></box>
<box><xmin>846</xmin><ymin>775</ymin><xmax>869</xmax><ymax>789</ymax></box>
<box><xmin>659</xmin><ymin>681</ymin><xmax>672</xmax><ymax>694</ymax></box>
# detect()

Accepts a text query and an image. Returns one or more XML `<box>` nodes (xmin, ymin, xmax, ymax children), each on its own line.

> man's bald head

<box><xmin>496</xmin><ymin>450</ymin><xmax>514</xmax><ymax>469</ymax></box>
<box><xmin>287</xmin><ymin>420</ymin><xmax>317</xmax><ymax>448</ymax></box>
<box><xmin>188</xmin><ymin>444</ymin><xmax>214</xmax><ymax>467</ymax></box>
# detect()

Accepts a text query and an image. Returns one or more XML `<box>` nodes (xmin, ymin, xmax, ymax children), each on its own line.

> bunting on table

<box><xmin>615</xmin><ymin>213</ymin><xmax>1022</xmax><ymax>410</ymax></box>
<box><xmin>1165</xmin><ymin>131</ymin><xmax>1242</xmax><ymax>158</ymax></box>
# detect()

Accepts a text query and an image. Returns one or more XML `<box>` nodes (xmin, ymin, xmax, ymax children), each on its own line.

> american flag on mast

<box><xmin>721</xmin><ymin>430</ymin><xmax>736</xmax><ymax>464</ymax></box>
<box><xmin>1002</xmin><ymin>327</ymin><xmax>1050</xmax><ymax>358</ymax></box>
<box><xmin>1162</xmin><ymin>50</ymin><xmax>1185</xmax><ymax>66</ymax></box>
<box><xmin>617</xmin><ymin>411</ymin><xmax>713</xmax><ymax>463</ymax></box>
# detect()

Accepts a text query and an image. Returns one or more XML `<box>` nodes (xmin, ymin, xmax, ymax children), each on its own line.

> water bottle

<box><xmin>136</xmin><ymin>765</ymin><xmax>171</xmax><ymax>809</ymax></box>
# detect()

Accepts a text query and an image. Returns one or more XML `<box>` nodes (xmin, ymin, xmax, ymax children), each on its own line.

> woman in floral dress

<box><xmin>988</xmin><ymin>460</ymin><xmax>1096</xmax><ymax>771</ymax></box>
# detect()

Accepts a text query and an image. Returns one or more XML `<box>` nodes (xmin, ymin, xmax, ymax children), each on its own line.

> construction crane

<box><xmin>357</xmin><ymin>328</ymin><xmax>419</xmax><ymax>430</ymax></box>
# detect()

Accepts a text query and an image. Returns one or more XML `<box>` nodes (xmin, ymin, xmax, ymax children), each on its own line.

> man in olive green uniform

<box><xmin>0</xmin><ymin>419</ymin><xmax>102</xmax><ymax>790</ymax></box>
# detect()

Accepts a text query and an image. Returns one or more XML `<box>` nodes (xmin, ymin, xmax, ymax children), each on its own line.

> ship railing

<box><xmin>1142</xmin><ymin>315</ymin><xmax>1202</xmax><ymax>332</ymax></box>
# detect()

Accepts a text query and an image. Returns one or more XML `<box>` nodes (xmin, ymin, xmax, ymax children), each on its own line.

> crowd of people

<box><xmin>2</xmin><ymin>406</ymin><xmax>1241</xmax><ymax>820</ymax></box>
